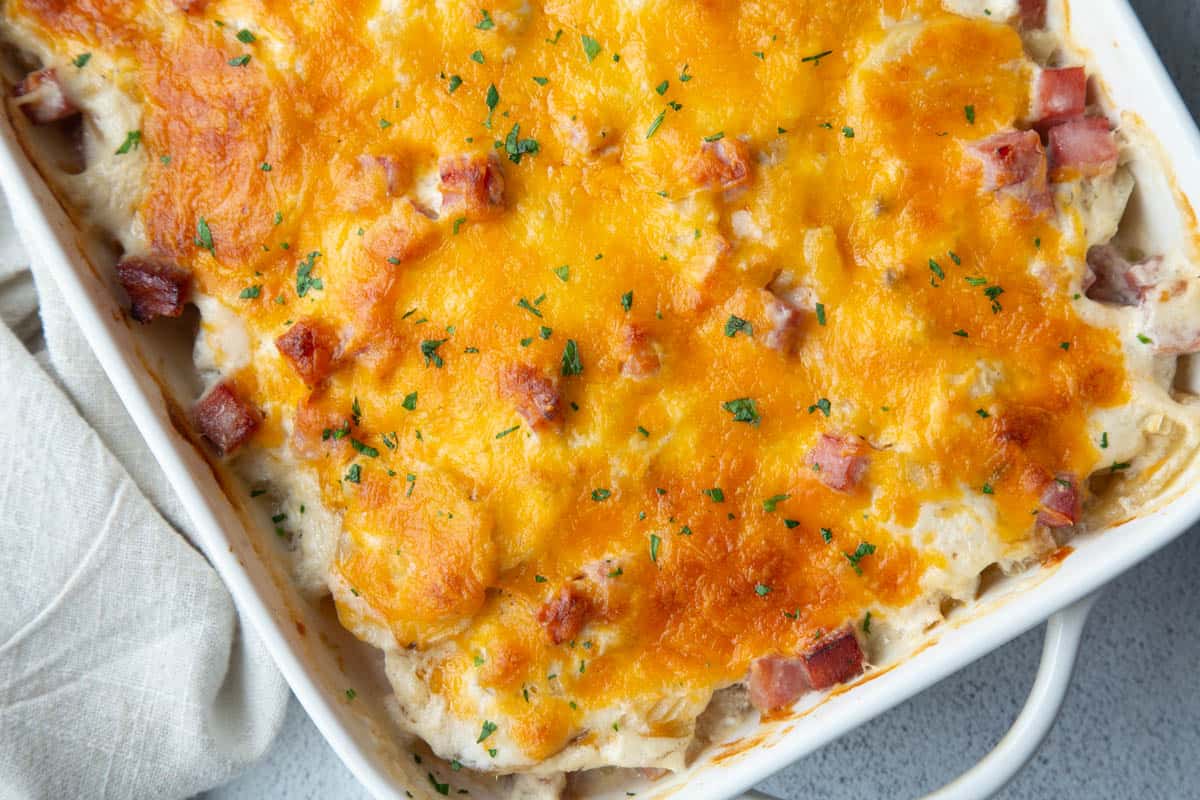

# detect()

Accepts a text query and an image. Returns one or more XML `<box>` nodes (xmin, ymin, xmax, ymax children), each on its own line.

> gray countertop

<box><xmin>206</xmin><ymin>3</ymin><xmax>1200</xmax><ymax>798</ymax></box>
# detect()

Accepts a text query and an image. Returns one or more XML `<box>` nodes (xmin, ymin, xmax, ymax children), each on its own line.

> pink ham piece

<box><xmin>803</xmin><ymin>627</ymin><xmax>867</xmax><ymax>689</ymax></box>
<box><xmin>439</xmin><ymin>153</ymin><xmax>505</xmax><ymax>220</ymax></box>
<box><xmin>499</xmin><ymin>364</ymin><xmax>562</xmax><ymax>432</ymax></box>
<box><xmin>763</xmin><ymin>292</ymin><xmax>804</xmax><ymax>354</ymax></box>
<box><xmin>1018</xmin><ymin>0</ymin><xmax>1047</xmax><ymax>29</ymax></box>
<box><xmin>115</xmin><ymin>256</ymin><xmax>190</xmax><ymax>322</ymax></box>
<box><xmin>1037</xmin><ymin>474</ymin><xmax>1082</xmax><ymax>528</ymax></box>
<box><xmin>13</xmin><ymin>68</ymin><xmax>79</xmax><ymax>125</ymax></box>
<box><xmin>1084</xmin><ymin>245</ymin><xmax>1165</xmax><ymax>307</ymax></box>
<box><xmin>808</xmin><ymin>433</ymin><xmax>871</xmax><ymax>492</ymax></box>
<box><xmin>688</xmin><ymin>138</ymin><xmax>752</xmax><ymax>192</ymax></box>
<box><xmin>747</xmin><ymin>656</ymin><xmax>808</xmax><ymax>713</ymax></box>
<box><xmin>536</xmin><ymin>586</ymin><xmax>593</xmax><ymax>645</ymax></box>
<box><xmin>194</xmin><ymin>382</ymin><xmax>261</xmax><ymax>456</ymax></box>
<box><xmin>1047</xmin><ymin>117</ymin><xmax>1118</xmax><ymax>180</ymax></box>
<box><xmin>748</xmin><ymin>627</ymin><xmax>866</xmax><ymax>713</ymax></box>
<box><xmin>357</xmin><ymin>154</ymin><xmax>406</xmax><ymax>197</ymax></box>
<box><xmin>1033</xmin><ymin>67</ymin><xmax>1086</xmax><ymax>128</ymax></box>
<box><xmin>275</xmin><ymin>318</ymin><xmax>339</xmax><ymax>385</ymax></box>
<box><xmin>620</xmin><ymin>324</ymin><xmax>661</xmax><ymax>379</ymax></box>
<box><xmin>965</xmin><ymin>130</ymin><xmax>1051</xmax><ymax>213</ymax></box>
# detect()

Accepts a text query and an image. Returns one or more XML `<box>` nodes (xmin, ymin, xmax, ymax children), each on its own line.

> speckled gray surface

<box><xmin>204</xmin><ymin>3</ymin><xmax>1200</xmax><ymax>798</ymax></box>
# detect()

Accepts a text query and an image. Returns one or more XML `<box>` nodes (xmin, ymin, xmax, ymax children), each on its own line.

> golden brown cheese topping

<box><xmin>10</xmin><ymin>0</ymin><xmax>1128</xmax><ymax>765</ymax></box>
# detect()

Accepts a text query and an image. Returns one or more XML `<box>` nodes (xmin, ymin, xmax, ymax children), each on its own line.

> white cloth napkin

<box><xmin>0</xmin><ymin>191</ymin><xmax>288</xmax><ymax>800</ymax></box>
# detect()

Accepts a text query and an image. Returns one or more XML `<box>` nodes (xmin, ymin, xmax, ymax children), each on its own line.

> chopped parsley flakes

<box><xmin>517</xmin><ymin>297</ymin><xmax>543</xmax><ymax>317</ymax></box>
<box><xmin>194</xmin><ymin>217</ymin><xmax>214</xmax><ymax>252</ymax></box>
<box><xmin>646</xmin><ymin>110</ymin><xmax>666</xmax><ymax>139</ymax></box>
<box><xmin>844</xmin><ymin>541</ymin><xmax>876</xmax><ymax>575</ymax></box>
<box><xmin>580</xmin><ymin>34</ymin><xmax>602</xmax><ymax>62</ymax></box>
<box><xmin>721</xmin><ymin>397</ymin><xmax>760</xmax><ymax>425</ymax></box>
<box><xmin>114</xmin><ymin>130</ymin><xmax>141</xmax><ymax>155</ymax></box>
<box><xmin>561</xmin><ymin>339</ymin><xmax>583</xmax><ymax>376</ymax></box>
<box><xmin>503</xmin><ymin>123</ymin><xmax>540</xmax><ymax>163</ymax></box>
<box><xmin>477</xmin><ymin>720</ymin><xmax>498</xmax><ymax>743</ymax></box>
<box><xmin>295</xmin><ymin>251</ymin><xmax>323</xmax><ymax>296</ymax></box>
<box><xmin>724</xmin><ymin>315</ymin><xmax>752</xmax><ymax>338</ymax></box>
<box><xmin>421</xmin><ymin>338</ymin><xmax>448</xmax><ymax>367</ymax></box>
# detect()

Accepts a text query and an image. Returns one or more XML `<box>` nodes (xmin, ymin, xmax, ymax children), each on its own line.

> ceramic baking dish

<box><xmin>1</xmin><ymin>1</ymin><xmax>1197</xmax><ymax>798</ymax></box>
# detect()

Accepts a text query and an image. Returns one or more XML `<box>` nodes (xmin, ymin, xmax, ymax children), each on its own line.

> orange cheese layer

<box><xmin>14</xmin><ymin>0</ymin><xmax>1126</xmax><ymax>761</ymax></box>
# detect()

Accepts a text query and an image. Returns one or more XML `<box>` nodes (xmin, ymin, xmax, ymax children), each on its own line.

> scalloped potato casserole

<box><xmin>5</xmin><ymin>0</ymin><xmax>1200</xmax><ymax>795</ymax></box>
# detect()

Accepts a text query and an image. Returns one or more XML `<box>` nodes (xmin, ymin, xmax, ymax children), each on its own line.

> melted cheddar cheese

<box><xmin>6</xmin><ymin>0</ymin><xmax>1151</xmax><ymax>778</ymax></box>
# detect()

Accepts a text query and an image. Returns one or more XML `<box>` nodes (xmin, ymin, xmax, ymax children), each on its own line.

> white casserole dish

<box><xmin>0</xmin><ymin>1</ymin><xmax>1198</xmax><ymax>798</ymax></box>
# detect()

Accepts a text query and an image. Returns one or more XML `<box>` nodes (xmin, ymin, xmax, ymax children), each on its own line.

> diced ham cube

<box><xmin>364</xmin><ymin>200</ymin><xmax>437</xmax><ymax>265</ymax></box>
<box><xmin>1083</xmin><ymin>246</ymin><xmax>1199</xmax><ymax>353</ymax></box>
<box><xmin>290</xmin><ymin>397</ymin><xmax>352</xmax><ymax>459</ymax></box>
<box><xmin>1033</xmin><ymin>67</ymin><xmax>1086</xmax><ymax>127</ymax></box>
<box><xmin>439</xmin><ymin>153</ymin><xmax>505</xmax><ymax>220</ymax></box>
<box><xmin>115</xmin><ymin>256</ymin><xmax>190</xmax><ymax>322</ymax></box>
<box><xmin>499</xmin><ymin>364</ymin><xmax>562</xmax><ymax>432</ymax></box>
<box><xmin>1084</xmin><ymin>245</ymin><xmax>1163</xmax><ymax>306</ymax></box>
<box><xmin>808</xmin><ymin>433</ymin><xmax>871</xmax><ymax>492</ymax></box>
<box><xmin>763</xmin><ymin>292</ymin><xmax>804</xmax><ymax>354</ymax></box>
<box><xmin>1037</xmin><ymin>473</ymin><xmax>1082</xmax><ymax>528</ymax></box>
<box><xmin>1047</xmin><ymin>117</ymin><xmax>1118</xmax><ymax>180</ymax></box>
<box><xmin>13</xmin><ymin>68</ymin><xmax>79</xmax><ymax>125</ymax></box>
<box><xmin>965</xmin><ymin>130</ymin><xmax>1051</xmax><ymax>212</ymax></box>
<box><xmin>172</xmin><ymin>0</ymin><xmax>208</xmax><ymax>11</ymax></box>
<box><xmin>577</xmin><ymin>558</ymin><xmax>630</xmax><ymax>607</ymax></box>
<box><xmin>1018</xmin><ymin>0</ymin><xmax>1047</xmax><ymax>29</ymax></box>
<box><xmin>536</xmin><ymin>586</ymin><xmax>593</xmax><ymax>645</ymax></box>
<box><xmin>748</xmin><ymin>627</ymin><xmax>866</xmax><ymax>712</ymax></box>
<box><xmin>275</xmin><ymin>319</ymin><xmax>340</xmax><ymax>385</ymax></box>
<box><xmin>357</xmin><ymin>154</ymin><xmax>407</xmax><ymax>197</ymax></box>
<box><xmin>620</xmin><ymin>324</ymin><xmax>660</xmax><ymax>379</ymax></box>
<box><xmin>748</xmin><ymin>656</ymin><xmax>809</xmax><ymax>713</ymax></box>
<box><xmin>688</xmin><ymin>138</ymin><xmax>752</xmax><ymax>192</ymax></box>
<box><xmin>802</xmin><ymin>627</ymin><xmax>866</xmax><ymax>690</ymax></box>
<box><xmin>194</xmin><ymin>381</ymin><xmax>260</xmax><ymax>456</ymax></box>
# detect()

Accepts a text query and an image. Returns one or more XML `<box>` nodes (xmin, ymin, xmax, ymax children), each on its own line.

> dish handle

<box><xmin>740</xmin><ymin>592</ymin><xmax>1099</xmax><ymax>800</ymax></box>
